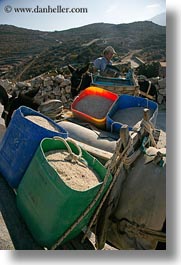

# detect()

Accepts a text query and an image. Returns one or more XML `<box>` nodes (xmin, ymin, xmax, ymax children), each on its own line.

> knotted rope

<box><xmin>141</xmin><ymin>119</ymin><xmax>157</xmax><ymax>147</ymax></box>
<box><xmin>81</xmin><ymin>126</ymin><xmax>136</xmax><ymax>244</ymax></box>
<box><xmin>53</xmin><ymin>136</ymin><xmax>88</xmax><ymax>167</ymax></box>
<box><xmin>50</xmin><ymin>136</ymin><xmax>112</xmax><ymax>249</ymax></box>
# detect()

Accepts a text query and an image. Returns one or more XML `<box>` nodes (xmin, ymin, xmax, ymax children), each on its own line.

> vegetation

<box><xmin>0</xmin><ymin>21</ymin><xmax>166</xmax><ymax>81</ymax></box>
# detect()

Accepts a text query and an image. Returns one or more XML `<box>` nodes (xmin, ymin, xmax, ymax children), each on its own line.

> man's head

<box><xmin>103</xmin><ymin>46</ymin><xmax>116</xmax><ymax>61</ymax></box>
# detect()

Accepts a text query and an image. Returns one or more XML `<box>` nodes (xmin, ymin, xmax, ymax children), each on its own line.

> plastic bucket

<box><xmin>0</xmin><ymin>106</ymin><xmax>68</xmax><ymax>188</ymax></box>
<box><xmin>106</xmin><ymin>94</ymin><xmax>158</xmax><ymax>133</ymax></box>
<box><xmin>71</xmin><ymin>86</ymin><xmax>118</xmax><ymax>129</ymax></box>
<box><xmin>16</xmin><ymin>137</ymin><xmax>112</xmax><ymax>248</ymax></box>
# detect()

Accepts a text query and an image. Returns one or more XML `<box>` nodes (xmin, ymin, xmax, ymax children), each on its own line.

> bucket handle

<box><xmin>53</xmin><ymin>136</ymin><xmax>88</xmax><ymax>167</ymax></box>
<box><xmin>110</xmin><ymin>121</ymin><xmax>124</xmax><ymax>133</ymax></box>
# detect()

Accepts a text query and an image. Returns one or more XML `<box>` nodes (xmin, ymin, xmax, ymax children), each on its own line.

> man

<box><xmin>93</xmin><ymin>46</ymin><xmax>118</xmax><ymax>76</ymax></box>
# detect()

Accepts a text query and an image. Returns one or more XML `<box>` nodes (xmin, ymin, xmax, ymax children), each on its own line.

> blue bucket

<box><xmin>0</xmin><ymin>106</ymin><xmax>68</xmax><ymax>188</ymax></box>
<box><xmin>106</xmin><ymin>95</ymin><xmax>158</xmax><ymax>134</ymax></box>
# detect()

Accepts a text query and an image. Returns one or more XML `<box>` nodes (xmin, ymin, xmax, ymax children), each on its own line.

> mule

<box><xmin>68</xmin><ymin>63</ymin><xmax>92</xmax><ymax>97</ymax></box>
<box><xmin>94</xmin><ymin>135</ymin><xmax>166</xmax><ymax>250</ymax></box>
<box><xmin>0</xmin><ymin>85</ymin><xmax>40</xmax><ymax>127</ymax></box>
<box><xmin>138</xmin><ymin>77</ymin><xmax>158</xmax><ymax>102</ymax></box>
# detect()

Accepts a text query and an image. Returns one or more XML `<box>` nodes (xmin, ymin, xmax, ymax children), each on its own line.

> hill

<box><xmin>149</xmin><ymin>12</ymin><xmax>166</xmax><ymax>26</ymax></box>
<box><xmin>0</xmin><ymin>21</ymin><xmax>166</xmax><ymax>81</ymax></box>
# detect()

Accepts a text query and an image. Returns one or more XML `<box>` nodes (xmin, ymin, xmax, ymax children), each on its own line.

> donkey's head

<box><xmin>0</xmin><ymin>85</ymin><xmax>40</xmax><ymax>127</ymax></box>
<box><xmin>68</xmin><ymin>63</ymin><xmax>92</xmax><ymax>97</ymax></box>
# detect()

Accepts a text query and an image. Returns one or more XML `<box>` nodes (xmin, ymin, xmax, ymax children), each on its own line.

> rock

<box><xmin>44</xmin><ymin>86</ymin><xmax>53</xmax><ymax>92</ymax></box>
<box><xmin>157</xmin><ymin>94</ymin><xmax>164</xmax><ymax>104</ymax></box>
<box><xmin>158</xmin><ymin>78</ymin><xmax>166</xmax><ymax>89</ymax></box>
<box><xmin>53</xmin><ymin>86</ymin><xmax>61</xmax><ymax>96</ymax></box>
<box><xmin>31</xmin><ymin>77</ymin><xmax>43</xmax><ymax>88</ymax></box>
<box><xmin>159</xmin><ymin>89</ymin><xmax>166</xmax><ymax>96</ymax></box>
<box><xmin>54</xmin><ymin>74</ymin><xmax>65</xmax><ymax>83</ymax></box>
<box><xmin>0</xmin><ymin>79</ymin><xmax>12</xmax><ymax>90</ymax></box>
<box><xmin>43</xmin><ymin>77</ymin><xmax>54</xmax><ymax>87</ymax></box>
<box><xmin>61</xmin><ymin>95</ymin><xmax>68</xmax><ymax>103</ymax></box>
<box><xmin>65</xmin><ymin>86</ymin><xmax>71</xmax><ymax>94</ymax></box>
<box><xmin>60</xmin><ymin>79</ymin><xmax>71</xmax><ymax>87</ymax></box>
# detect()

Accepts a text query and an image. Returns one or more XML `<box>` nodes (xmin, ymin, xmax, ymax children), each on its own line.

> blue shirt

<box><xmin>93</xmin><ymin>57</ymin><xmax>112</xmax><ymax>72</ymax></box>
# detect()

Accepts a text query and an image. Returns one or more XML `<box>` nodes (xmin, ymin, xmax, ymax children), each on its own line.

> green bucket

<box><xmin>16</xmin><ymin>137</ymin><xmax>112</xmax><ymax>249</ymax></box>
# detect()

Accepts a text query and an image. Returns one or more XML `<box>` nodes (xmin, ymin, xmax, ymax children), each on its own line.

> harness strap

<box><xmin>118</xmin><ymin>218</ymin><xmax>166</xmax><ymax>243</ymax></box>
<box><xmin>139</xmin><ymin>90</ymin><xmax>154</xmax><ymax>100</ymax></box>
<box><xmin>147</xmin><ymin>80</ymin><xmax>152</xmax><ymax>94</ymax></box>
<box><xmin>139</xmin><ymin>80</ymin><xmax>154</xmax><ymax>100</ymax></box>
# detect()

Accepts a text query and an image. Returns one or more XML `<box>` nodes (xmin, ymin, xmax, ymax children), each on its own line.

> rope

<box><xmin>81</xmin><ymin>135</ymin><xmax>135</xmax><ymax>243</ymax></box>
<box><xmin>83</xmin><ymin>118</ymin><xmax>164</xmax><ymax>246</ymax></box>
<box><xmin>50</xmin><ymin>137</ymin><xmax>112</xmax><ymax>249</ymax></box>
<box><xmin>118</xmin><ymin>219</ymin><xmax>166</xmax><ymax>243</ymax></box>
<box><xmin>38</xmin><ymin>100</ymin><xmax>63</xmax><ymax>120</ymax></box>
<box><xmin>51</xmin><ymin>117</ymin><xmax>162</xmax><ymax>249</ymax></box>
<box><xmin>140</xmin><ymin>119</ymin><xmax>157</xmax><ymax>147</ymax></box>
<box><xmin>53</xmin><ymin>136</ymin><xmax>88</xmax><ymax>167</ymax></box>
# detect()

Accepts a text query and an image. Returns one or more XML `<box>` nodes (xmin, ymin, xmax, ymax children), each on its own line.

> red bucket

<box><xmin>71</xmin><ymin>86</ymin><xmax>118</xmax><ymax>129</ymax></box>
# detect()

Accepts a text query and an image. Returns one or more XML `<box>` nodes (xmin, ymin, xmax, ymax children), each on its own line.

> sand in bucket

<box><xmin>111</xmin><ymin>107</ymin><xmax>155</xmax><ymax>127</ymax></box>
<box><xmin>25</xmin><ymin>115</ymin><xmax>60</xmax><ymax>132</ymax></box>
<box><xmin>45</xmin><ymin>149</ymin><xmax>101</xmax><ymax>191</ymax></box>
<box><xmin>75</xmin><ymin>95</ymin><xmax>113</xmax><ymax>119</ymax></box>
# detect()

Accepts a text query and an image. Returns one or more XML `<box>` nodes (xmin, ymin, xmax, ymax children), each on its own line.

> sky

<box><xmin>0</xmin><ymin>0</ymin><xmax>166</xmax><ymax>31</ymax></box>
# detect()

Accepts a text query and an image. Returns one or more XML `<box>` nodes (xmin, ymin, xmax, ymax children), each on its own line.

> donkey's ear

<box><xmin>68</xmin><ymin>64</ymin><xmax>76</xmax><ymax>74</ymax></box>
<box><xmin>0</xmin><ymin>85</ymin><xmax>9</xmax><ymax>107</ymax></box>
<box><xmin>79</xmin><ymin>63</ymin><xmax>90</xmax><ymax>74</ymax></box>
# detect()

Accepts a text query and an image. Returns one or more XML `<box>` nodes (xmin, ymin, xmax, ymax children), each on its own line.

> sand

<box><xmin>45</xmin><ymin>149</ymin><xmax>101</xmax><ymax>191</ymax></box>
<box><xmin>75</xmin><ymin>95</ymin><xmax>113</xmax><ymax>119</ymax></box>
<box><xmin>111</xmin><ymin>107</ymin><xmax>154</xmax><ymax>127</ymax></box>
<box><xmin>25</xmin><ymin>115</ymin><xmax>60</xmax><ymax>132</ymax></box>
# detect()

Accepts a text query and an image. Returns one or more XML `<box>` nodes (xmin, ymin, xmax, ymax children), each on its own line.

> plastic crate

<box><xmin>0</xmin><ymin>106</ymin><xmax>68</xmax><ymax>188</ymax></box>
<box><xmin>71</xmin><ymin>86</ymin><xmax>118</xmax><ymax>129</ymax></box>
<box><xmin>106</xmin><ymin>94</ymin><xmax>158</xmax><ymax>133</ymax></box>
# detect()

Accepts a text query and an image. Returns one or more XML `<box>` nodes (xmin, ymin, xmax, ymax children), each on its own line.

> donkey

<box><xmin>68</xmin><ymin>63</ymin><xmax>92</xmax><ymax>98</ymax></box>
<box><xmin>0</xmin><ymin>85</ymin><xmax>40</xmax><ymax>127</ymax></box>
<box><xmin>138</xmin><ymin>76</ymin><xmax>158</xmax><ymax>102</ymax></box>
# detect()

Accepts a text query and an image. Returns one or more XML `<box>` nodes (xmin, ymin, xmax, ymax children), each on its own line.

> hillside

<box><xmin>0</xmin><ymin>21</ymin><xmax>166</xmax><ymax>81</ymax></box>
<box><xmin>149</xmin><ymin>12</ymin><xmax>166</xmax><ymax>26</ymax></box>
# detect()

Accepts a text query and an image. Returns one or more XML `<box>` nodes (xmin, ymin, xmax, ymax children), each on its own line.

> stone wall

<box><xmin>150</xmin><ymin>77</ymin><xmax>166</xmax><ymax>105</ymax></box>
<box><xmin>0</xmin><ymin>74</ymin><xmax>166</xmax><ymax>108</ymax></box>
<box><xmin>0</xmin><ymin>73</ymin><xmax>73</xmax><ymax>108</ymax></box>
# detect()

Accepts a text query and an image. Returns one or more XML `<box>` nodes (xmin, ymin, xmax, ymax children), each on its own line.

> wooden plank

<box><xmin>92</xmin><ymin>84</ymin><xmax>137</xmax><ymax>95</ymax></box>
<box><xmin>69</xmin><ymin>137</ymin><xmax>113</xmax><ymax>162</ymax></box>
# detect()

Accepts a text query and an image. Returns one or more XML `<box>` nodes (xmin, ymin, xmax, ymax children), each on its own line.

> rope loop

<box><xmin>141</xmin><ymin>119</ymin><xmax>157</xmax><ymax>147</ymax></box>
<box><xmin>53</xmin><ymin>136</ymin><xmax>88</xmax><ymax>167</ymax></box>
